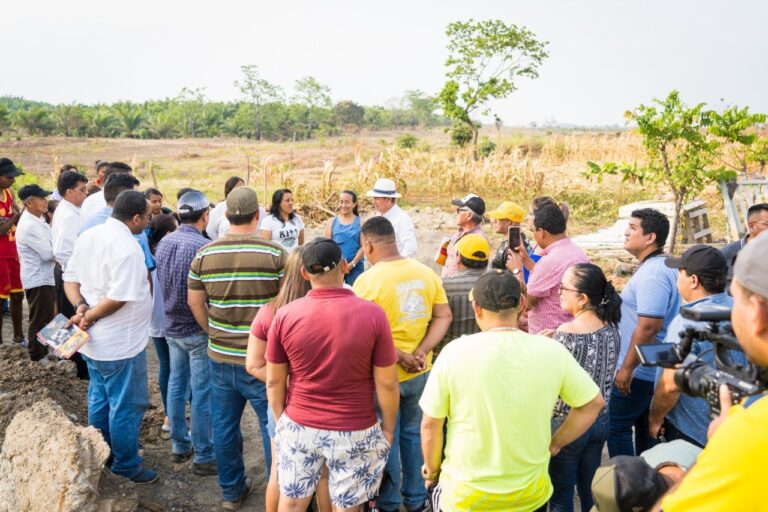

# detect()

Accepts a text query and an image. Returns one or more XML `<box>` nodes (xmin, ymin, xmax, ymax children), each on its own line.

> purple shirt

<box><xmin>441</xmin><ymin>225</ymin><xmax>488</xmax><ymax>278</ymax></box>
<box><xmin>155</xmin><ymin>225</ymin><xmax>209</xmax><ymax>338</ymax></box>
<box><xmin>526</xmin><ymin>237</ymin><xmax>590</xmax><ymax>334</ymax></box>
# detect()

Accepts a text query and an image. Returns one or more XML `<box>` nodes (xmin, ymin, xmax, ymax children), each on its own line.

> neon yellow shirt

<box><xmin>661</xmin><ymin>393</ymin><xmax>768</xmax><ymax>511</ymax></box>
<box><xmin>419</xmin><ymin>330</ymin><xmax>599</xmax><ymax>511</ymax></box>
<box><xmin>353</xmin><ymin>258</ymin><xmax>448</xmax><ymax>382</ymax></box>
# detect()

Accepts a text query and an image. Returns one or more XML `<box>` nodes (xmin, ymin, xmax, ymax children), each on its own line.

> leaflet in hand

<box><xmin>37</xmin><ymin>313</ymin><xmax>90</xmax><ymax>359</ymax></box>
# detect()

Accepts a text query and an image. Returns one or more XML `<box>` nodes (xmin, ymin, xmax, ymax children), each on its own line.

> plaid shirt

<box><xmin>436</xmin><ymin>267</ymin><xmax>485</xmax><ymax>354</ymax></box>
<box><xmin>155</xmin><ymin>225</ymin><xmax>209</xmax><ymax>338</ymax></box>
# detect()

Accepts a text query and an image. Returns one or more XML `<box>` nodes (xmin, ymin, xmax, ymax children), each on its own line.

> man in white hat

<box><xmin>366</xmin><ymin>178</ymin><xmax>417</xmax><ymax>258</ymax></box>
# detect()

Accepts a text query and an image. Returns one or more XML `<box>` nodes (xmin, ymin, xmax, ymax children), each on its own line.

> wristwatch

<box><xmin>421</xmin><ymin>465</ymin><xmax>440</xmax><ymax>480</ymax></box>
<box><xmin>75</xmin><ymin>299</ymin><xmax>89</xmax><ymax>308</ymax></box>
<box><xmin>510</xmin><ymin>268</ymin><xmax>521</xmax><ymax>276</ymax></box>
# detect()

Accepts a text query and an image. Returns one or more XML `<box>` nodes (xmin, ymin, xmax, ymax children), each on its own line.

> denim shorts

<box><xmin>267</xmin><ymin>407</ymin><xmax>277</xmax><ymax>438</ymax></box>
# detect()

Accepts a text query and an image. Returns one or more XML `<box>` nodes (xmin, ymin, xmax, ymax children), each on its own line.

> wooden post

<box><xmin>149</xmin><ymin>160</ymin><xmax>158</xmax><ymax>189</ymax></box>
<box><xmin>245</xmin><ymin>156</ymin><xmax>251</xmax><ymax>186</ymax></box>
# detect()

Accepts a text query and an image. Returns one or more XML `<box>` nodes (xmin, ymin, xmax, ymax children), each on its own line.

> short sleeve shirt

<box><xmin>260</xmin><ymin>214</ymin><xmax>304</xmax><ymax>252</ymax></box>
<box><xmin>354</xmin><ymin>257</ymin><xmax>448</xmax><ymax>382</ymax></box>
<box><xmin>617</xmin><ymin>255</ymin><xmax>681</xmax><ymax>381</ymax></box>
<box><xmin>526</xmin><ymin>237</ymin><xmax>590</xmax><ymax>334</ymax></box>
<box><xmin>419</xmin><ymin>330</ymin><xmax>599</xmax><ymax>511</ymax></box>
<box><xmin>266</xmin><ymin>288</ymin><xmax>397</xmax><ymax>431</ymax></box>
<box><xmin>661</xmin><ymin>395</ymin><xmax>768</xmax><ymax>511</ymax></box>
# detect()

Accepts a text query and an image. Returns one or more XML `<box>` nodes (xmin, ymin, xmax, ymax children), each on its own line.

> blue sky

<box><xmin>3</xmin><ymin>0</ymin><xmax>766</xmax><ymax>126</ymax></box>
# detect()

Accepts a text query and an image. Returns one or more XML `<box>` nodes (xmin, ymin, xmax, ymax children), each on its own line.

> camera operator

<box><xmin>647</xmin><ymin>246</ymin><xmax>735</xmax><ymax>448</ymax></box>
<box><xmin>657</xmin><ymin>235</ymin><xmax>768</xmax><ymax>510</ymax></box>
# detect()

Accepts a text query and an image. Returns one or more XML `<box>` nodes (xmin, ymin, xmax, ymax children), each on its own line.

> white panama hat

<box><xmin>366</xmin><ymin>178</ymin><xmax>402</xmax><ymax>198</ymax></box>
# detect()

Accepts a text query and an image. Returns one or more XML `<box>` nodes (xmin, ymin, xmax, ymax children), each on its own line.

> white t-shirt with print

<box><xmin>260</xmin><ymin>214</ymin><xmax>304</xmax><ymax>252</ymax></box>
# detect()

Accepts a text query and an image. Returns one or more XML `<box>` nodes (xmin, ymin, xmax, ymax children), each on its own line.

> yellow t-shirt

<box><xmin>661</xmin><ymin>393</ymin><xmax>768</xmax><ymax>511</ymax></box>
<box><xmin>419</xmin><ymin>330</ymin><xmax>600</xmax><ymax>512</ymax></box>
<box><xmin>353</xmin><ymin>258</ymin><xmax>448</xmax><ymax>382</ymax></box>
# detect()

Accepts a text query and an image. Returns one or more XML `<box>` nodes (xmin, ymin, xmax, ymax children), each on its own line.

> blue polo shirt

<box><xmin>660</xmin><ymin>292</ymin><xmax>744</xmax><ymax>446</ymax></box>
<box><xmin>618</xmin><ymin>255</ymin><xmax>681</xmax><ymax>381</ymax></box>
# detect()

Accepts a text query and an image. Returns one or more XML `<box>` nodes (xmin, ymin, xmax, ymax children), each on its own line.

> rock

<box><xmin>0</xmin><ymin>399</ymin><xmax>112</xmax><ymax>512</ymax></box>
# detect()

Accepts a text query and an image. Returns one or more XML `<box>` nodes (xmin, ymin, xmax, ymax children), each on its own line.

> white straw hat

<box><xmin>366</xmin><ymin>178</ymin><xmax>401</xmax><ymax>198</ymax></box>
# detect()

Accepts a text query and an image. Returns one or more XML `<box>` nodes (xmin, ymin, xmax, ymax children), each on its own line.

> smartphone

<box><xmin>508</xmin><ymin>226</ymin><xmax>521</xmax><ymax>250</ymax></box>
<box><xmin>636</xmin><ymin>343</ymin><xmax>680</xmax><ymax>367</ymax></box>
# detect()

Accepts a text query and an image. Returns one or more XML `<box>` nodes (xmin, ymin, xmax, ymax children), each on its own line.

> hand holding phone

<box><xmin>508</xmin><ymin>226</ymin><xmax>521</xmax><ymax>250</ymax></box>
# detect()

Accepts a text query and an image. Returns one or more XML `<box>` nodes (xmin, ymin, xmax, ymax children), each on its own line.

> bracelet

<box><xmin>75</xmin><ymin>299</ymin><xmax>89</xmax><ymax>308</ymax></box>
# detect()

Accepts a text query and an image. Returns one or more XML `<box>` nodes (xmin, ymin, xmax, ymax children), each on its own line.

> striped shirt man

<box><xmin>436</xmin><ymin>267</ymin><xmax>485</xmax><ymax>354</ymax></box>
<box><xmin>188</xmin><ymin>234</ymin><xmax>286</xmax><ymax>364</ymax></box>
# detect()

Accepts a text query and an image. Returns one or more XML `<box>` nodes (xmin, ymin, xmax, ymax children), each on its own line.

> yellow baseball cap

<box><xmin>455</xmin><ymin>234</ymin><xmax>489</xmax><ymax>261</ymax></box>
<box><xmin>487</xmin><ymin>202</ymin><xmax>526</xmax><ymax>222</ymax></box>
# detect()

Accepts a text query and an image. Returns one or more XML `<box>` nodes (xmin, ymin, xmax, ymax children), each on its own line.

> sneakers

<box><xmin>131</xmin><ymin>468</ymin><xmax>159</xmax><ymax>485</ymax></box>
<box><xmin>13</xmin><ymin>338</ymin><xmax>28</xmax><ymax>347</ymax></box>
<box><xmin>171</xmin><ymin>450</ymin><xmax>193</xmax><ymax>464</ymax></box>
<box><xmin>192</xmin><ymin>461</ymin><xmax>218</xmax><ymax>476</ymax></box>
<box><xmin>222</xmin><ymin>477</ymin><xmax>254</xmax><ymax>511</ymax></box>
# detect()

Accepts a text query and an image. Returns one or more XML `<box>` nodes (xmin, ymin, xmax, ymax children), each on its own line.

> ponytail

<box><xmin>570</xmin><ymin>263</ymin><xmax>622</xmax><ymax>326</ymax></box>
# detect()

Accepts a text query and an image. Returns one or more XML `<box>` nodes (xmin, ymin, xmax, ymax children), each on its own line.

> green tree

<box><xmin>53</xmin><ymin>104</ymin><xmax>85</xmax><ymax>136</ymax></box>
<box><xmin>234</xmin><ymin>65</ymin><xmax>284</xmax><ymax>140</ymax></box>
<box><xmin>146</xmin><ymin>111</ymin><xmax>179</xmax><ymax>138</ymax></box>
<box><xmin>333</xmin><ymin>101</ymin><xmax>365</xmax><ymax>127</ymax></box>
<box><xmin>11</xmin><ymin>108</ymin><xmax>53</xmax><ymax>135</ymax></box>
<box><xmin>0</xmin><ymin>103</ymin><xmax>8</xmax><ymax>134</ymax></box>
<box><xmin>437</xmin><ymin>19</ymin><xmax>548</xmax><ymax>156</ymax></box>
<box><xmin>584</xmin><ymin>91</ymin><xmax>732</xmax><ymax>252</ymax></box>
<box><xmin>85</xmin><ymin>106</ymin><xmax>117</xmax><ymax>137</ymax></box>
<box><xmin>113</xmin><ymin>103</ymin><xmax>144</xmax><ymax>138</ymax></box>
<box><xmin>708</xmin><ymin>106</ymin><xmax>767</xmax><ymax>175</ymax></box>
<box><xmin>748</xmin><ymin>136</ymin><xmax>768</xmax><ymax>174</ymax></box>
<box><xmin>175</xmin><ymin>87</ymin><xmax>207</xmax><ymax>137</ymax></box>
<box><xmin>292</xmin><ymin>76</ymin><xmax>332</xmax><ymax>137</ymax></box>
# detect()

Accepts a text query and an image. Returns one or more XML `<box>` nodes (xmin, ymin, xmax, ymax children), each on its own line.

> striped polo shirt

<box><xmin>188</xmin><ymin>234</ymin><xmax>286</xmax><ymax>365</ymax></box>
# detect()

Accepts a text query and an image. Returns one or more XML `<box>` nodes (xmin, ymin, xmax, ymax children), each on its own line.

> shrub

<box><xmin>396</xmin><ymin>133</ymin><xmax>418</xmax><ymax>149</ymax></box>
<box><xmin>478</xmin><ymin>137</ymin><xmax>496</xmax><ymax>157</ymax></box>
<box><xmin>450</xmin><ymin>124</ymin><xmax>473</xmax><ymax>147</ymax></box>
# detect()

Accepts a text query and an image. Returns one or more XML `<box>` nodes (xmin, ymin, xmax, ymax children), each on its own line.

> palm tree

<box><xmin>113</xmin><ymin>102</ymin><xmax>144</xmax><ymax>138</ymax></box>
<box><xmin>85</xmin><ymin>106</ymin><xmax>117</xmax><ymax>137</ymax></box>
<box><xmin>53</xmin><ymin>104</ymin><xmax>85</xmax><ymax>136</ymax></box>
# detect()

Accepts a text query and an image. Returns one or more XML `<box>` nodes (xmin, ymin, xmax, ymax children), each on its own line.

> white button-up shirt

<box><xmin>64</xmin><ymin>217</ymin><xmax>151</xmax><ymax>361</ymax></box>
<box><xmin>79</xmin><ymin>190</ymin><xmax>106</xmax><ymax>225</ymax></box>
<box><xmin>51</xmin><ymin>199</ymin><xmax>81</xmax><ymax>271</ymax></box>
<box><xmin>381</xmin><ymin>203</ymin><xmax>418</xmax><ymax>258</ymax></box>
<box><xmin>16</xmin><ymin>210</ymin><xmax>56</xmax><ymax>289</ymax></box>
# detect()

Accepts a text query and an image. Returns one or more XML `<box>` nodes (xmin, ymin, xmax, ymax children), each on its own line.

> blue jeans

<box><xmin>549</xmin><ymin>412</ymin><xmax>609</xmax><ymax>512</ymax></box>
<box><xmin>83</xmin><ymin>350</ymin><xmax>149</xmax><ymax>479</ymax></box>
<box><xmin>210</xmin><ymin>360</ymin><xmax>271</xmax><ymax>501</ymax></box>
<box><xmin>608</xmin><ymin>377</ymin><xmax>657</xmax><ymax>456</ymax></box>
<box><xmin>379</xmin><ymin>371</ymin><xmax>429</xmax><ymax>511</ymax></box>
<box><xmin>167</xmin><ymin>334</ymin><xmax>214</xmax><ymax>464</ymax></box>
<box><xmin>151</xmin><ymin>337</ymin><xmax>170</xmax><ymax>414</ymax></box>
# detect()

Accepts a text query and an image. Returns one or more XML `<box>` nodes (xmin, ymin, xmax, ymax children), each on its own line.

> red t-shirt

<box><xmin>251</xmin><ymin>302</ymin><xmax>275</xmax><ymax>340</ymax></box>
<box><xmin>0</xmin><ymin>189</ymin><xmax>17</xmax><ymax>259</ymax></box>
<box><xmin>266</xmin><ymin>287</ymin><xmax>397</xmax><ymax>431</ymax></box>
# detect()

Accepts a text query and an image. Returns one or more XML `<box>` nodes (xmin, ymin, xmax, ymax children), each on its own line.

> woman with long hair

<box><xmin>147</xmin><ymin>213</ymin><xmax>179</xmax><ymax>438</ymax></box>
<box><xmin>324</xmin><ymin>190</ymin><xmax>364</xmax><ymax>285</ymax></box>
<box><xmin>245</xmin><ymin>248</ymin><xmax>330</xmax><ymax>512</ymax></box>
<box><xmin>259</xmin><ymin>188</ymin><xmax>305</xmax><ymax>252</ymax></box>
<box><xmin>206</xmin><ymin>176</ymin><xmax>245</xmax><ymax>240</ymax></box>
<box><xmin>547</xmin><ymin>263</ymin><xmax>621</xmax><ymax>512</ymax></box>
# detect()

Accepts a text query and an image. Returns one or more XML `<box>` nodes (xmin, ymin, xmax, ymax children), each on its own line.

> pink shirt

<box><xmin>266</xmin><ymin>288</ymin><xmax>397</xmax><ymax>431</ymax></box>
<box><xmin>441</xmin><ymin>225</ymin><xmax>488</xmax><ymax>278</ymax></box>
<box><xmin>526</xmin><ymin>237</ymin><xmax>590</xmax><ymax>334</ymax></box>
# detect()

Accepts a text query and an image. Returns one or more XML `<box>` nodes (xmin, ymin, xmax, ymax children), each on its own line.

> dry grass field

<box><xmin>0</xmin><ymin>127</ymin><xmax>731</xmax><ymax>238</ymax></box>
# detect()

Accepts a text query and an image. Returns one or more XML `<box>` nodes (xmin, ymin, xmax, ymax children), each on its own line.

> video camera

<box><xmin>636</xmin><ymin>305</ymin><xmax>767</xmax><ymax>418</ymax></box>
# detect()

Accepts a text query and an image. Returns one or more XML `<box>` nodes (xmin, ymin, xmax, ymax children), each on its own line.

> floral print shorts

<box><xmin>274</xmin><ymin>414</ymin><xmax>391</xmax><ymax>508</ymax></box>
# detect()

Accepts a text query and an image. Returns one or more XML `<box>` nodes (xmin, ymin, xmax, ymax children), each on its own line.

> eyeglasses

<box><xmin>558</xmin><ymin>285</ymin><xmax>580</xmax><ymax>295</ymax></box>
<box><xmin>456</xmin><ymin>208</ymin><xmax>470</xmax><ymax>214</ymax></box>
<box><xmin>748</xmin><ymin>221</ymin><xmax>768</xmax><ymax>230</ymax></box>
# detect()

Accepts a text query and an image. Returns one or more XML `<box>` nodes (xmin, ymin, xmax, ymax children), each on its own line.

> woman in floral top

<box><xmin>547</xmin><ymin>263</ymin><xmax>622</xmax><ymax>512</ymax></box>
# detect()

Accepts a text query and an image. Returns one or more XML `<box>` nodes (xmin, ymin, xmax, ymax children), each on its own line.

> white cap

<box><xmin>366</xmin><ymin>178</ymin><xmax>401</xmax><ymax>198</ymax></box>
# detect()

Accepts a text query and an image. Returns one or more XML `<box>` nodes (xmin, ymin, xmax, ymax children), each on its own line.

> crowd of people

<box><xmin>0</xmin><ymin>155</ymin><xmax>765</xmax><ymax>511</ymax></box>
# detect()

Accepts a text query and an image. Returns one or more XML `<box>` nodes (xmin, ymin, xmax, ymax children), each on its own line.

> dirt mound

<box><xmin>0</xmin><ymin>344</ymin><xmax>89</xmax><ymax>445</ymax></box>
<box><xmin>0</xmin><ymin>399</ymin><xmax>113</xmax><ymax>511</ymax></box>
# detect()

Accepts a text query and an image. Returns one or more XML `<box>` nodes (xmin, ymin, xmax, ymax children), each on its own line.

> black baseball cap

<box><xmin>302</xmin><ymin>237</ymin><xmax>342</xmax><ymax>275</ymax></box>
<box><xmin>18</xmin><ymin>184</ymin><xmax>52</xmax><ymax>201</ymax></box>
<box><xmin>0</xmin><ymin>158</ymin><xmax>23</xmax><ymax>178</ymax></box>
<box><xmin>665</xmin><ymin>244</ymin><xmax>727</xmax><ymax>280</ymax></box>
<box><xmin>468</xmin><ymin>269</ymin><xmax>521</xmax><ymax>312</ymax></box>
<box><xmin>591</xmin><ymin>456</ymin><xmax>670</xmax><ymax>512</ymax></box>
<box><xmin>451</xmin><ymin>193</ymin><xmax>486</xmax><ymax>217</ymax></box>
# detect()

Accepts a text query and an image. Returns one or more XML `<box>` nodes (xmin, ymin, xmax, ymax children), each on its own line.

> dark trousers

<box><xmin>663</xmin><ymin>419</ymin><xmax>705</xmax><ymax>448</ymax></box>
<box><xmin>24</xmin><ymin>285</ymin><xmax>55</xmax><ymax>361</ymax></box>
<box><xmin>54</xmin><ymin>263</ymin><xmax>89</xmax><ymax>379</ymax></box>
<box><xmin>608</xmin><ymin>378</ymin><xmax>657</xmax><ymax>456</ymax></box>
